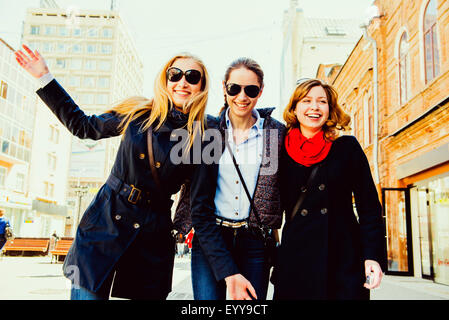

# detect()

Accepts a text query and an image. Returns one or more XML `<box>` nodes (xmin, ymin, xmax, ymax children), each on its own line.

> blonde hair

<box><xmin>107</xmin><ymin>54</ymin><xmax>209</xmax><ymax>150</ymax></box>
<box><xmin>283</xmin><ymin>79</ymin><xmax>351</xmax><ymax>141</ymax></box>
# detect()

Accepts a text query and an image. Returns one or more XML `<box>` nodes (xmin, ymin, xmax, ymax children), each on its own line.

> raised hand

<box><xmin>225</xmin><ymin>273</ymin><xmax>258</xmax><ymax>300</ymax></box>
<box><xmin>15</xmin><ymin>44</ymin><xmax>49</xmax><ymax>78</ymax></box>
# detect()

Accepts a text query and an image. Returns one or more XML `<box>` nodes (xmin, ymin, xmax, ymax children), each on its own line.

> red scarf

<box><xmin>285</xmin><ymin>128</ymin><xmax>332</xmax><ymax>167</ymax></box>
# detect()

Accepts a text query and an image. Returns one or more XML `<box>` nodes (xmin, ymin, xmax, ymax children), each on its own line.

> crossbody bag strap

<box><xmin>147</xmin><ymin>127</ymin><xmax>163</xmax><ymax>190</ymax></box>
<box><xmin>289</xmin><ymin>165</ymin><xmax>319</xmax><ymax>222</ymax></box>
<box><xmin>224</xmin><ymin>139</ymin><xmax>264</xmax><ymax>227</ymax></box>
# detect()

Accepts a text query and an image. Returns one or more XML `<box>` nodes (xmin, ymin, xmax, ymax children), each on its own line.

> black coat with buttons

<box><xmin>36</xmin><ymin>79</ymin><xmax>206</xmax><ymax>299</ymax></box>
<box><xmin>273</xmin><ymin>135</ymin><xmax>387</xmax><ymax>300</ymax></box>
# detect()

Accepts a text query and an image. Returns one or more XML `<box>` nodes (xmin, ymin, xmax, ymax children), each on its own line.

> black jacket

<box><xmin>273</xmin><ymin>135</ymin><xmax>387</xmax><ymax>300</ymax></box>
<box><xmin>37</xmin><ymin>79</ymin><xmax>210</xmax><ymax>299</ymax></box>
<box><xmin>188</xmin><ymin>107</ymin><xmax>285</xmax><ymax>282</ymax></box>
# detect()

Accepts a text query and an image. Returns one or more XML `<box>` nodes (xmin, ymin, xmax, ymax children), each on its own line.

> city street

<box><xmin>1</xmin><ymin>255</ymin><xmax>448</xmax><ymax>300</ymax></box>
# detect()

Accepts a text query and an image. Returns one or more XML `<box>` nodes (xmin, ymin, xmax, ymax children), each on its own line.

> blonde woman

<box><xmin>274</xmin><ymin>79</ymin><xmax>386</xmax><ymax>300</ymax></box>
<box><xmin>15</xmin><ymin>45</ymin><xmax>210</xmax><ymax>300</ymax></box>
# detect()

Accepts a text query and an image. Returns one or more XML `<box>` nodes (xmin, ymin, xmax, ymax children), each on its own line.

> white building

<box><xmin>280</xmin><ymin>0</ymin><xmax>363</xmax><ymax>117</ymax></box>
<box><xmin>0</xmin><ymin>37</ymin><xmax>71</xmax><ymax>238</ymax></box>
<box><xmin>22</xmin><ymin>7</ymin><xmax>144</xmax><ymax>234</ymax></box>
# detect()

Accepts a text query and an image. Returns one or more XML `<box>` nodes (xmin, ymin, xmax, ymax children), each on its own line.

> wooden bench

<box><xmin>2</xmin><ymin>238</ymin><xmax>49</xmax><ymax>256</ymax></box>
<box><xmin>50</xmin><ymin>239</ymin><xmax>73</xmax><ymax>263</ymax></box>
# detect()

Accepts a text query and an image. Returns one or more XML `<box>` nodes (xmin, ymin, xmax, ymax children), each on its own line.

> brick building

<box><xmin>328</xmin><ymin>0</ymin><xmax>449</xmax><ymax>286</ymax></box>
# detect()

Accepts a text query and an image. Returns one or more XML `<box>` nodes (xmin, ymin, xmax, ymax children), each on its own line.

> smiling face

<box><xmin>294</xmin><ymin>85</ymin><xmax>330</xmax><ymax>138</ymax></box>
<box><xmin>223</xmin><ymin>67</ymin><xmax>263</xmax><ymax>121</ymax></box>
<box><xmin>166</xmin><ymin>58</ymin><xmax>204</xmax><ymax>111</ymax></box>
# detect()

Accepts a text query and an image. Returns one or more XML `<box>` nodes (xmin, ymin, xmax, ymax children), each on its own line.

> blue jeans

<box><xmin>70</xmin><ymin>269</ymin><xmax>114</xmax><ymax>300</ymax></box>
<box><xmin>191</xmin><ymin>226</ymin><xmax>270</xmax><ymax>300</ymax></box>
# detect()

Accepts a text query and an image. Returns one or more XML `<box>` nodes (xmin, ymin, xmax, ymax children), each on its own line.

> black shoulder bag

<box><xmin>224</xmin><ymin>139</ymin><xmax>278</xmax><ymax>266</ymax></box>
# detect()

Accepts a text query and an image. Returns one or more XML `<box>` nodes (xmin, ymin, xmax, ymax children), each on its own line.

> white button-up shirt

<box><xmin>214</xmin><ymin>108</ymin><xmax>264</xmax><ymax>220</ymax></box>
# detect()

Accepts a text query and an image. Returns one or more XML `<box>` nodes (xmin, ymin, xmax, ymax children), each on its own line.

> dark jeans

<box><xmin>191</xmin><ymin>226</ymin><xmax>270</xmax><ymax>300</ymax></box>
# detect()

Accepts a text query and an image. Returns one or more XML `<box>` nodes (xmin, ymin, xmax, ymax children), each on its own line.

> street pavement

<box><xmin>1</xmin><ymin>254</ymin><xmax>449</xmax><ymax>300</ymax></box>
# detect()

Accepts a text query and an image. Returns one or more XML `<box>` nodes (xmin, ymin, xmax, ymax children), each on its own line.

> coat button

<box><xmin>139</xmin><ymin>153</ymin><xmax>145</xmax><ymax>159</ymax></box>
<box><xmin>133</xmin><ymin>223</ymin><xmax>140</xmax><ymax>229</ymax></box>
<box><xmin>300</xmin><ymin>209</ymin><xmax>308</xmax><ymax>216</ymax></box>
<box><xmin>115</xmin><ymin>214</ymin><xmax>121</xmax><ymax>220</ymax></box>
<box><xmin>321</xmin><ymin>208</ymin><xmax>328</xmax><ymax>215</ymax></box>
<box><xmin>300</xmin><ymin>186</ymin><xmax>307</xmax><ymax>193</ymax></box>
<box><xmin>235</xmin><ymin>212</ymin><xmax>239</xmax><ymax>216</ymax></box>
<box><xmin>318</xmin><ymin>184</ymin><xmax>325</xmax><ymax>191</ymax></box>
<box><xmin>155</xmin><ymin>161</ymin><xmax>161</xmax><ymax>168</ymax></box>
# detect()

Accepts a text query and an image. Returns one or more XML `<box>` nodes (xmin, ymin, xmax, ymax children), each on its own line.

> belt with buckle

<box><xmin>106</xmin><ymin>174</ymin><xmax>151</xmax><ymax>206</ymax></box>
<box><xmin>216</xmin><ymin>217</ymin><xmax>248</xmax><ymax>228</ymax></box>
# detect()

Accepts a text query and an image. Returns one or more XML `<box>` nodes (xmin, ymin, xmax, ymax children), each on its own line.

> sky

<box><xmin>0</xmin><ymin>0</ymin><xmax>375</xmax><ymax>116</ymax></box>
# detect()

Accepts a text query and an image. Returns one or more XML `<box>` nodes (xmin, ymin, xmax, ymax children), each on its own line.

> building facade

<box><xmin>280</xmin><ymin>0</ymin><xmax>363</xmax><ymax>116</ymax></box>
<box><xmin>0</xmin><ymin>37</ymin><xmax>71</xmax><ymax>238</ymax></box>
<box><xmin>329</xmin><ymin>0</ymin><xmax>449</xmax><ymax>286</ymax></box>
<box><xmin>22</xmin><ymin>7</ymin><xmax>144</xmax><ymax>235</ymax></box>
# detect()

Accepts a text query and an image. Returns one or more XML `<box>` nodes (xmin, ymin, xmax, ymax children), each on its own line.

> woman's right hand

<box><xmin>15</xmin><ymin>44</ymin><xmax>50</xmax><ymax>78</ymax></box>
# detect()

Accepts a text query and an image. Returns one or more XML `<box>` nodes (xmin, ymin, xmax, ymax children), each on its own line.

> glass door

<box><xmin>382</xmin><ymin>188</ymin><xmax>413</xmax><ymax>275</ymax></box>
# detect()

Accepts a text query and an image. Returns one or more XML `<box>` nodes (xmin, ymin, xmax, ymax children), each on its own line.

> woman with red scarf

<box><xmin>273</xmin><ymin>79</ymin><xmax>386</xmax><ymax>300</ymax></box>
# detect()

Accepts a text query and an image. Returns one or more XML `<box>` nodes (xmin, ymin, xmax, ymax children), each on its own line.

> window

<box><xmin>16</xmin><ymin>173</ymin><xmax>25</xmax><ymax>191</ymax></box>
<box><xmin>47</xmin><ymin>153</ymin><xmax>57</xmax><ymax>171</ymax></box>
<box><xmin>30</xmin><ymin>26</ymin><xmax>40</xmax><ymax>35</ymax></box>
<box><xmin>424</xmin><ymin>0</ymin><xmax>440</xmax><ymax>83</ymax></box>
<box><xmin>85</xmin><ymin>60</ymin><xmax>96</xmax><ymax>71</ymax></box>
<box><xmin>86</xmin><ymin>44</ymin><xmax>96</xmax><ymax>54</ymax></box>
<box><xmin>44</xmin><ymin>26</ymin><xmax>56</xmax><ymax>36</ymax></box>
<box><xmin>0</xmin><ymin>166</ymin><xmax>6</xmax><ymax>187</ymax></box>
<box><xmin>101</xmin><ymin>44</ymin><xmax>112</xmax><ymax>54</ymax></box>
<box><xmin>399</xmin><ymin>32</ymin><xmax>410</xmax><ymax>105</ymax></box>
<box><xmin>355</xmin><ymin>109</ymin><xmax>363</xmax><ymax>145</ymax></box>
<box><xmin>68</xmin><ymin>76</ymin><xmax>81</xmax><ymax>87</ymax></box>
<box><xmin>72</xmin><ymin>44</ymin><xmax>82</xmax><ymax>53</ymax></box>
<box><xmin>49</xmin><ymin>125</ymin><xmax>60</xmax><ymax>143</ymax></box>
<box><xmin>83</xmin><ymin>76</ymin><xmax>95</xmax><ymax>88</ymax></box>
<box><xmin>98</xmin><ymin>77</ymin><xmax>110</xmax><ymax>88</ymax></box>
<box><xmin>57</xmin><ymin>43</ymin><xmax>66</xmax><ymax>53</ymax></box>
<box><xmin>59</xmin><ymin>26</ymin><xmax>68</xmax><ymax>36</ymax></box>
<box><xmin>44</xmin><ymin>181</ymin><xmax>55</xmax><ymax>197</ymax></box>
<box><xmin>0</xmin><ymin>81</ymin><xmax>7</xmax><ymax>99</ymax></box>
<box><xmin>42</xmin><ymin>42</ymin><xmax>52</xmax><ymax>53</ymax></box>
<box><xmin>87</xmin><ymin>28</ymin><xmax>98</xmax><ymax>37</ymax></box>
<box><xmin>70</xmin><ymin>59</ymin><xmax>82</xmax><ymax>70</ymax></box>
<box><xmin>368</xmin><ymin>96</ymin><xmax>374</xmax><ymax>145</ymax></box>
<box><xmin>56</xmin><ymin>59</ymin><xmax>66</xmax><ymax>69</ymax></box>
<box><xmin>73</xmin><ymin>28</ymin><xmax>82</xmax><ymax>36</ymax></box>
<box><xmin>96</xmin><ymin>94</ymin><xmax>109</xmax><ymax>105</ymax></box>
<box><xmin>103</xmin><ymin>28</ymin><xmax>113</xmax><ymax>38</ymax></box>
<box><xmin>98</xmin><ymin>60</ymin><xmax>111</xmax><ymax>71</ymax></box>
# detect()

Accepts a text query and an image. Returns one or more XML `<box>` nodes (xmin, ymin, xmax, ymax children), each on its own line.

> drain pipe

<box><xmin>361</xmin><ymin>24</ymin><xmax>380</xmax><ymax>185</ymax></box>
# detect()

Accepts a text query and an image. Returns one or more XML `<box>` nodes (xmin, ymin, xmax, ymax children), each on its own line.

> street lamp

<box><xmin>73</xmin><ymin>184</ymin><xmax>88</xmax><ymax>227</ymax></box>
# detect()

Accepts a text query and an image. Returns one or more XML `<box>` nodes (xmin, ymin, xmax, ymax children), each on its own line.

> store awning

<box><xmin>32</xmin><ymin>199</ymin><xmax>67</xmax><ymax>216</ymax></box>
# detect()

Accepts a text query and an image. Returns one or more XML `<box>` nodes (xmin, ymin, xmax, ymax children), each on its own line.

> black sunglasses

<box><xmin>225</xmin><ymin>83</ymin><xmax>261</xmax><ymax>98</ymax></box>
<box><xmin>166</xmin><ymin>67</ymin><xmax>202</xmax><ymax>85</ymax></box>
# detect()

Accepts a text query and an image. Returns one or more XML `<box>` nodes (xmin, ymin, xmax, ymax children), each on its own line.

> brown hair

<box><xmin>219</xmin><ymin>57</ymin><xmax>264</xmax><ymax>115</ymax></box>
<box><xmin>283</xmin><ymin>79</ymin><xmax>351</xmax><ymax>141</ymax></box>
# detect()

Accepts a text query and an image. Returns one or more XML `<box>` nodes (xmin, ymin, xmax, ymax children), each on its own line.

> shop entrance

<box><xmin>382</xmin><ymin>188</ymin><xmax>413</xmax><ymax>275</ymax></box>
<box><xmin>412</xmin><ymin>173</ymin><xmax>449</xmax><ymax>285</ymax></box>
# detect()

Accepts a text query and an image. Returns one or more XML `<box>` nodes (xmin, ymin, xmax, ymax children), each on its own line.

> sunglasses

<box><xmin>166</xmin><ymin>67</ymin><xmax>202</xmax><ymax>85</ymax></box>
<box><xmin>225</xmin><ymin>83</ymin><xmax>261</xmax><ymax>98</ymax></box>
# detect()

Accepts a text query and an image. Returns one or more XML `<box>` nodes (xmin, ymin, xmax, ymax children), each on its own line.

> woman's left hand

<box><xmin>364</xmin><ymin>259</ymin><xmax>383</xmax><ymax>289</ymax></box>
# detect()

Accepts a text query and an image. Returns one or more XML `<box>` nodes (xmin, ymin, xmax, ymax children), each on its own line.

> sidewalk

<box><xmin>1</xmin><ymin>255</ymin><xmax>448</xmax><ymax>300</ymax></box>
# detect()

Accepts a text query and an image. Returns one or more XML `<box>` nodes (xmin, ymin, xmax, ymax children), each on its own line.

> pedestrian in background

<box><xmin>15</xmin><ymin>44</ymin><xmax>211</xmax><ymax>300</ymax></box>
<box><xmin>273</xmin><ymin>78</ymin><xmax>386</xmax><ymax>300</ymax></box>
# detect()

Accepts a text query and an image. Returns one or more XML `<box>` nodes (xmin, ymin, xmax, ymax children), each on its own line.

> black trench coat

<box><xmin>37</xmin><ymin>79</ymin><xmax>204</xmax><ymax>299</ymax></box>
<box><xmin>273</xmin><ymin>135</ymin><xmax>387</xmax><ymax>300</ymax></box>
